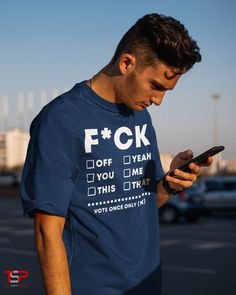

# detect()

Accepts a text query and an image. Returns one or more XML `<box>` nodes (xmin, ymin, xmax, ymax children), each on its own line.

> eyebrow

<box><xmin>164</xmin><ymin>70</ymin><xmax>179</xmax><ymax>80</ymax></box>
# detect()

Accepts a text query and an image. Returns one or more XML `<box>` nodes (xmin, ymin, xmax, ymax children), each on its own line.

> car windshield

<box><xmin>205</xmin><ymin>180</ymin><xmax>236</xmax><ymax>192</ymax></box>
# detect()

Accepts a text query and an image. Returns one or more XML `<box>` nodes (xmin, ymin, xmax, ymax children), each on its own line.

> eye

<box><xmin>151</xmin><ymin>82</ymin><xmax>164</xmax><ymax>91</ymax></box>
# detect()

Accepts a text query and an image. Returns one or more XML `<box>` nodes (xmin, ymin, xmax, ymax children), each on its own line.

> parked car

<box><xmin>159</xmin><ymin>185</ymin><xmax>204</xmax><ymax>223</ymax></box>
<box><xmin>198</xmin><ymin>176</ymin><xmax>236</xmax><ymax>212</ymax></box>
<box><xmin>0</xmin><ymin>172</ymin><xmax>18</xmax><ymax>187</ymax></box>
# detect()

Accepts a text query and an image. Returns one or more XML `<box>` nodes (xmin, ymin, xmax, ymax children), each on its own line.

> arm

<box><xmin>34</xmin><ymin>210</ymin><xmax>71</xmax><ymax>295</ymax></box>
<box><xmin>157</xmin><ymin>150</ymin><xmax>213</xmax><ymax>208</ymax></box>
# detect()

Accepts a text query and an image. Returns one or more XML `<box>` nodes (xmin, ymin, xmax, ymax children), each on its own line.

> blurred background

<box><xmin>0</xmin><ymin>0</ymin><xmax>236</xmax><ymax>294</ymax></box>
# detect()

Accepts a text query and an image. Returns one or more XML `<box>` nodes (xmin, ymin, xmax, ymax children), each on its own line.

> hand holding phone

<box><xmin>169</xmin><ymin>145</ymin><xmax>225</xmax><ymax>177</ymax></box>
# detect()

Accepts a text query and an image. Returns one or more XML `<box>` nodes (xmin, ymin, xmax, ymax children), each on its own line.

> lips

<box><xmin>140</xmin><ymin>102</ymin><xmax>150</xmax><ymax>108</ymax></box>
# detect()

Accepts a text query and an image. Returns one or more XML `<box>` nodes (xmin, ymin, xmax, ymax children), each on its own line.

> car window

<box><xmin>205</xmin><ymin>180</ymin><xmax>236</xmax><ymax>192</ymax></box>
<box><xmin>222</xmin><ymin>181</ymin><xmax>236</xmax><ymax>191</ymax></box>
<box><xmin>205</xmin><ymin>181</ymin><xmax>223</xmax><ymax>192</ymax></box>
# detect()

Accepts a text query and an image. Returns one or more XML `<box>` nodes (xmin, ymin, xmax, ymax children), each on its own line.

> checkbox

<box><xmin>123</xmin><ymin>182</ymin><xmax>131</xmax><ymax>191</ymax></box>
<box><xmin>123</xmin><ymin>169</ymin><xmax>131</xmax><ymax>178</ymax></box>
<box><xmin>123</xmin><ymin>155</ymin><xmax>131</xmax><ymax>165</ymax></box>
<box><xmin>87</xmin><ymin>173</ymin><xmax>95</xmax><ymax>183</ymax></box>
<box><xmin>86</xmin><ymin>160</ymin><xmax>95</xmax><ymax>169</ymax></box>
<box><xmin>88</xmin><ymin>187</ymin><xmax>96</xmax><ymax>196</ymax></box>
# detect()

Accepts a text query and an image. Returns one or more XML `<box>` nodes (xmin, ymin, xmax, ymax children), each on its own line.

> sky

<box><xmin>0</xmin><ymin>0</ymin><xmax>236</xmax><ymax>159</ymax></box>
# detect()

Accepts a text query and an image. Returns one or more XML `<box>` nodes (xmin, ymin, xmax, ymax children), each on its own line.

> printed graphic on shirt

<box><xmin>83</xmin><ymin>124</ymin><xmax>157</xmax><ymax>215</ymax></box>
<box><xmin>84</xmin><ymin>124</ymin><xmax>150</xmax><ymax>153</ymax></box>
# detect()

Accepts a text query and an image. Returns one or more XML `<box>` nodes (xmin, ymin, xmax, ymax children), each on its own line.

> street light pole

<box><xmin>212</xmin><ymin>94</ymin><xmax>221</xmax><ymax>173</ymax></box>
<box><xmin>212</xmin><ymin>94</ymin><xmax>220</xmax><ymax>147</ymax></box>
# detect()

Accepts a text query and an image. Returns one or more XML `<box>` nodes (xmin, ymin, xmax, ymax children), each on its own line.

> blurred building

<box><xmin>202</xmin><ymin>153</ymin><xmax>222</xmax><ymax>175</ymax></box>
<box><xmin>160</xmin><ymin>153</ymin><xmax>173</xmax><ymax>173</ymax></box>
<box><xmin>224</xmin><ymin>158</ymin><xmax>236</xmax><ymax>174</ymax></box>
<box><xmin>0</xmin><ymin>128</ymin><xmax>30</xmax><ymax>171</ymax></box>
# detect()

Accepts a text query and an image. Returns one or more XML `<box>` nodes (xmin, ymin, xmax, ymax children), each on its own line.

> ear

<box><xmin>119</xmin><ymin>54</ymin><xmax>136</xmax><ymax>75</ymax></box>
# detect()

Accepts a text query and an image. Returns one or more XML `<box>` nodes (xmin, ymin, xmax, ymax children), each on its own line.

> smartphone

<box><xmin>169</xmin><ymin>145</ymin><xmax>225</xmax><ymax>177</ymax></box>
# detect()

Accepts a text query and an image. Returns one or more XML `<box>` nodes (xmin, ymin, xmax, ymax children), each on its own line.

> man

<box><xmin>20</xmin><ymin>13</ymin><xmax>212</xmax><ymax>295</ymax></box>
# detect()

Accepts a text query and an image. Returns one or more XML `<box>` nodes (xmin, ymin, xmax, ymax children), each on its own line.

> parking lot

<box><xmin>160</xmin><ymin>213</ymin><xmax>236</xmax><ymax>295</ymax></box>
<box><xmin>0</xmin><ymin>193</ymin><xmax>236</xmax><ymax>295</ymax></box>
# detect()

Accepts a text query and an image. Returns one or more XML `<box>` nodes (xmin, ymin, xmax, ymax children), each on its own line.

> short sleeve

<box><xmin>145</xmin><ymin>111</ymin><xmax>165</xmax><ymax>182</ymax></box>
<box><xmin>20</xmin><ymin>102</ymin><xmax>78</xmax><ymax>218</ymax></box>
<box><xmin>151</xmin><ymin>126</ymin><xmax>165</xmax><ymax>182</ymax></box>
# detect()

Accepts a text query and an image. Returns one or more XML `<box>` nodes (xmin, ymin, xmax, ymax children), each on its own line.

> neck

<box><xmin>89</xmin><ymin>65</ymin><xmax>122</xmax><ymax>103</ymax></box>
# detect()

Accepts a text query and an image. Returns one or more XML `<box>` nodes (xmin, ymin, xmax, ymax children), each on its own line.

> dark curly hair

<box><xmin>111</xmin><ymin>13</ymin><xmax>201</xmax><ymax>73</ymax></box>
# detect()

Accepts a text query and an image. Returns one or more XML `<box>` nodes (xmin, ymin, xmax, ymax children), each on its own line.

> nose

<box><xmin>150</xmin><ymin>92</ymin><xmax>165</xmax><ymax>106</ymax></box>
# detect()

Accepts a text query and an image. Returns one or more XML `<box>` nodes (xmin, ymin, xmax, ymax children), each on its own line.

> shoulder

<box><xmin>30</xmin><ymin>86</ymin><xmax>79</xmax><ymax>141</ymax></box>
<box><xmin>144</xmin><ymin>109</ymin><xmax>153</xmax><ymax>123</ymax></box>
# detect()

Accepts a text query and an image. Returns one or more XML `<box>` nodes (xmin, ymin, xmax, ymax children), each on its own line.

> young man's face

<box><xmin>117</xmin><ymin>59</ymin><xmax>181</xmax><ymax>111</ymax></box>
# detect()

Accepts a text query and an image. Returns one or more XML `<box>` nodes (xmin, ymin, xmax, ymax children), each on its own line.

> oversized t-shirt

<box><xmin>20</xmin><ymin>81</ymin><xmax>165</xmax><ymax>295</ymax></box>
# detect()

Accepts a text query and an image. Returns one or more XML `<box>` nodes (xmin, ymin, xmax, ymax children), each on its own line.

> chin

<box><xmin>134</xmin><ymin>105</ymin><xmax>146</xmax><ymax>111</ymax></box>
<box><xmin>127</xmin><ymin>105</ymin><xmax>143</xmax><ymax>111</ymax></box>
<box><xmin>124</xmin><ymin>102</ymin><xmax>146</xmax><ymax>112</ymax></box>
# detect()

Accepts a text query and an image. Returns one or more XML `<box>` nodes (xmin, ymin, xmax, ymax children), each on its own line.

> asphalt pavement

<box><xmin>160</xmin><ymin>212</ymin><xmax>236</xmax><ymax>295</ymax></box>
<box><xmin>0</xmin><ymin>191</ymin><xmax>236</xmax><ymax>295</ymax></box>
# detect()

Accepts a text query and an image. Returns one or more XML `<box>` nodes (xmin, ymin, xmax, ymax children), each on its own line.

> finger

<box><xmin>165</xmin><ymin>174</ymin><xmax>193</xmax><ymax>189</ymax></box>
<box><xmin>188</xmin><ymin>163</ymin><xmax>200</xmax><ymax>175</ymax></box>
<box><xmin>200</xmin><ymin>156</ymin><xmax>213</xmax><ymax>167</ymax></box>
<box><xmin>169</xmin><ymin>168</ymin><xmax>198</xmax><ymax>182</ymax></box>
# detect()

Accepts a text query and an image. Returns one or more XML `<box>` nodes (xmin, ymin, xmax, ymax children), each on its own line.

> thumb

<box><xmin>178</xmin><ymin>149</ymin><xmax>193</xmax><ymax>161</ymax></box>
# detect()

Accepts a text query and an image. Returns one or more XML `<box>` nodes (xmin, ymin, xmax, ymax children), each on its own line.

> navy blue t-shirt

<box><xmin>20</xmin><ymin>82</ymin><xmax>165</xmax><ymax>294</ymax></box>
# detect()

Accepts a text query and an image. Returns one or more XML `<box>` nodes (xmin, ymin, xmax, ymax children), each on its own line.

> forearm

<box><xmin>157</xmin><ymin>179</ymin><xmax>172</xmax><ymax>208</ymax></box>
<box><xmin>35</xmin><ymin>232</ymin><xmax>71</xmax><ymax>295</ymax></box>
